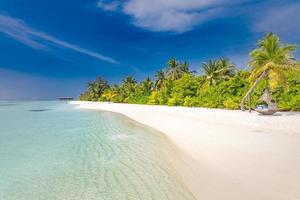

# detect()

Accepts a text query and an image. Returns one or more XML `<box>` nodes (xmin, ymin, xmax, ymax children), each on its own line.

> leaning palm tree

<box><xmin>241</xmin><ymin>33</ymin><xmax>297</xmax><ymax>111</ymax></box>
<box><xmin>154</xmin><ymin>70</ymin><xmax>165</xmax><ymax>90</ymax></box>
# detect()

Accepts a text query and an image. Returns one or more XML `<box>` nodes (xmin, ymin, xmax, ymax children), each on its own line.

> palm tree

<box><xmin>241</xmin><ymin>33</ymin><xmax>297</xmax><ymax>111</ymax></box>
<box><xmin>102</xmin><ymin>90</ymin><xmax>117</xmax><ymax>103</ymax></box>
<box><xmin>218</xmin><ymin>58</ymin><xmax>235</xmax><ymax>76</ymax></box>
<box><xmin>140</xmin><ymin>77</ymin><xmax>153</xmax><ymax>94</ymax></box>
<box><xmin>201</xmin><ymin>58</ymin><xmax>235</xmax><ymax>85</ymax></box>
<box><xmin>87</xmin><ymin>77</ymin><xmax>109</xmax><ymax>101</ymax></box>
<box><xmin>166</xmin><ymin>58</ymin><xmax>180</xmax><ymax>81</ymax></box>
<box><xmin>122</xmin><ymin>76</ymin><xmax>136</xmax><ymax>85</ymax></box>
<box><xmin>121</xmin><ymin>76</ymin><xmax>137</xmax><ymax>101</ymax></box>
<box><xmin>166</xmin><ymin>58</ymin><xmax>190</xmax><ymax>81</ymax></box>
<box><xmin>122</xmin><ymin>76</ymin><xmax>136</xmax><ymax>92</ymax></box>
<box><xmin>179</xmin><ymin>61</ymin><xmax>190</xmax><ymax>73</ymax></box>
<box><xmin>154</xmin><ymin>70</ymin><xmax>165</xmax><ymax>90</ymax></box>
<box><xmin>201</xmin><ymin>60</ymin><xmax>220</xmax><ymax>85</ymax></box>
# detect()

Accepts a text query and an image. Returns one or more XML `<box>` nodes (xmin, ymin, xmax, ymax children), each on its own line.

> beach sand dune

<box><xmin>71</xmin><ymin>101</ymin><xmax>300</xmax><ymax>200</ymax></box>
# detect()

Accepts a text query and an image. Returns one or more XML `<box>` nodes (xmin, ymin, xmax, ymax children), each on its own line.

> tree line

<box><xmin>79</xmin><ymin>33</ymin><xmax>300</xmax><ymax>111</ymax></box>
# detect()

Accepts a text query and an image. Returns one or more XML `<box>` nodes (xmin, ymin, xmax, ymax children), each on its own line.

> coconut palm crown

<box><xmin>201</xmin><ymin>58</ymin><xmax>234</xmax><ymax>85</ymax></box>
<box><xmin>241</xmin><ymin>33</ymin><xmax>298</xmax><ymax>111</ymax></box>
<box><xmin>201</xmin><ymin>60</ymin><xmax>220</xmax><ymax>85</ymax></box>
<box><xmin>166</xmin><ymin>58</ymin><xmax>190</xmax><ymax>81</ymax></box>
<box><xmin>249</xmin><ymin>33</ymin><xmax>297</xmax><ymax>90</ymax></box>
<box><xmin>154</xmin><ymin>69</ymin><xmax>165</xmax><ymax>90</ymax></box>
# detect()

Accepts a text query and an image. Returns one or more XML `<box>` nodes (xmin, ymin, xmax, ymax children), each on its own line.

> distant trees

<box><xmin>166</xmin><ymin>58</ymin><xmax>190</xmax><ymax>81</ymax></box>
<box><xmin>154</xmin><ymin>70</ymin><xmax>165</xmax><ymax>90</ymax></box>
<box><xmin>102</xmin><ymin>90</ymin><xmax>117</xmax><ymax>103</ymax></box>
<box><xmin>139</xmin><ymin>77</ymin><xmax>153</xmax><ymax>95</ymax></box>
<box><xmin>79</xmin><ymin>33</ymin><xmax>300</xmax><ymax>111</ymax></box>
<box><xmin>201</xmin><ymin>58</ymin><xmax>234</xmax><ymax>85</ymax></box>
<box><xmin>79</xmin><ymin>77</ymin><xmax>109</xmax><ymax>101</ymax></box>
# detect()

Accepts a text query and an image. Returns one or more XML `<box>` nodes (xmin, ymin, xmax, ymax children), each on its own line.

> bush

<box><xmin>147</xmin><ymin>91</ymin><xmax>159</xmax><ymax>105</ymax></box>
<box><xmin>183</xmin><ymin>96</ymin><xmax>194</xmax><ymax>107</ymax></box>
<box><xmin>223</xmin><ymin>98</ymin><xmax>240</xmax><ymax>109</ymax></box>
<box><xmin>127</xmin><ymin>94</ymin><xmax>150</xmax><ymax>104</ymax></box>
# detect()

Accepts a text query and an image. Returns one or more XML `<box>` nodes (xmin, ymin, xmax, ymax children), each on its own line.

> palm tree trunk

<box><xmin>248</xmin><ymin>95</ymin><xmax>251</xmax><ymax>113</ymax></box>
<box><xmin>241</xmin><ymin>70</ymin><xmax>267</xmax><ymax>111</ymax></box>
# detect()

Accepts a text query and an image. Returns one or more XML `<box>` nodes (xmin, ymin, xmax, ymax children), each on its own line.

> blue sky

<box><xmin>0</xmin><ymin>0</ymin><xmax>299</xmax><ymax>99</ymax></box>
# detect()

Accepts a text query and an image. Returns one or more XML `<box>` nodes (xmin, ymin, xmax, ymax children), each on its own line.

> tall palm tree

<box><xmin>241</xmin><ymin>33</ymin><xmax>297</xmax><ymax>111</ymax></box>
<box><xmin>154</xmin><ymin>70</ymin><xmax>165</xmax><ymax>90</ymax></box>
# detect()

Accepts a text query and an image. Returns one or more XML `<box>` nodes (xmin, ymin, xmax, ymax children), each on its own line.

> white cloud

<box><xmin>97</xmin><ymin>0</ymin><xmax>251</xmax><ymax>33</ymax></box>
<box><xmin>126</xmin><ymin>5</ymin><xmax>222</xmax><ymax>33</ymax></box>
<box><xmin>97</xmin><ymin>0</ymin><xmax>120</xmax><ymax>11</ymax></box>
<box><xmin>252</xmin><ymin>3</ymin><xmax>300</xmax><ymax>41</ymax></box>
<box><xmin>0</xmin><ymin>14</ymin><xmax>118</xmax><ymax>64</ymax></box>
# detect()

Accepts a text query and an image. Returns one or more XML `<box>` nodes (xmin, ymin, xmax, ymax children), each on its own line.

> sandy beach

<box><xmin>70</xmin><ymin>101</ymin><xmax>300</xmax><ymax>200</ymax></box>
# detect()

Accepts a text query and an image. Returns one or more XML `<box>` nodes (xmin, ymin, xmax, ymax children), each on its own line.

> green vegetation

<box><xmin>241</xmin><ymin>33</ymin><xmax>298</xmax><ymax>110</ymax></box>
<box><xmin>79</xmin><ymin>77</ymin><xmax>108</xmax><ymax>101</ymax></box>
<box><xmin>79</xmin><ymin>33</ymin><xmax>300</xmax><ymax>111</ymax></box>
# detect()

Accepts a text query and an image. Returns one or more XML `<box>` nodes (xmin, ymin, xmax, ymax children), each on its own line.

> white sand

<box><xmin>70</xmin><ymin>101</ymin><xmax>300</xmax><ymax>200</ymax></box>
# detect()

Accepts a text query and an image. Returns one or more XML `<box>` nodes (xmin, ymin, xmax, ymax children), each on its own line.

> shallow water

<box><xmin>0</xmin><ymin>101</ymin><xmax>195</xmax><ymax>200</ymax></box>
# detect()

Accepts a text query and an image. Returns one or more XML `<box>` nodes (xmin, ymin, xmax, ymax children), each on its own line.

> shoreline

<box><xmin>70</xmin><ymin>101</ymin><xmax>300</xmax><ymax>200</ymax></box>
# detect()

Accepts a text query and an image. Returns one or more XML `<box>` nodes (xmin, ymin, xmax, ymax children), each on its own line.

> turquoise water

<box><xmin>0</xmin><ymin>101</ymin><xmax>195</xmax><ymax>200</ymax></box>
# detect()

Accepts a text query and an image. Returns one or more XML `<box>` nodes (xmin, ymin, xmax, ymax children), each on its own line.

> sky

<box><xmin>0</xmin><ymin>0</ymin><xmax>299</xmax><ymax>99</ymax></box>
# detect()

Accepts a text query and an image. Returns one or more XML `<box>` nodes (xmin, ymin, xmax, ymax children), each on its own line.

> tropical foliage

<box><xmin>249</xmin><ymin>33</ymin><xmax>296</xmax><ymax>90</ymax></box>
<box><xmin>241</xmin><ymin>33</ymin><xmax>298</xmax><ymax>110</ymax></box>
<box><xmin>79</xmin><ymin>77</ymin><xmax>109</xmax><ymax>101</ymax></box>
<box><xmin>79</xmin><ymin>33</ymin><xmax>300</xmax><ymax>111</ymax></box>
<box><xmin>102</xmin><ymin>90</ymin><xmax>117</xmax><ymax>103</ymax></box>
<box><xmin>201</xmin><ymin>58</ymin><xmax>234</xmax><ymax>85</ymax></box>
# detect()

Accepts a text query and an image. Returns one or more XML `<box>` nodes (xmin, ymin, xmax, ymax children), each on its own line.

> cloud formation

<box><xmin>0</xmin><ymin>14</ymin><xmax>117</xmax><ymax>64</ymax></box>
<box><xmin>97</xmin><ymin>0</ymin><xmax>120</xmax><ymax>11</ymax></box>
<box><xmin>252</xmin><ymin>2</ymin><xmax>300</xmax><ymax>41</ymax></box>
<box><xmin>97</xmin><ymin>0</ymin><xmax>252</xmax><ymax>33</ymax></box>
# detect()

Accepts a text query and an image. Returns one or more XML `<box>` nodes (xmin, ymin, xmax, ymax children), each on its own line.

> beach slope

<box><xmin>70</xmin><ymin>101</ymin><xmax>300</xmax><ymax>200</ymax></box>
